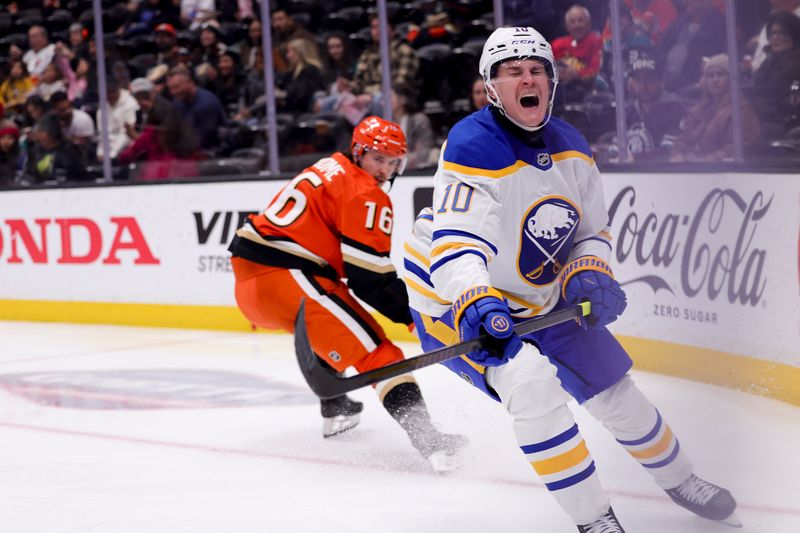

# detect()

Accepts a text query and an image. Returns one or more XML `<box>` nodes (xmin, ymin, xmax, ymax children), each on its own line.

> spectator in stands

<box><xmin>154</xmin><ymin>23</ymin><xmax>182</xmax><ymax>69</ymax></box>
<box><xmin>238</xmin><ymin>19</ymin><xmax>263</xmax><ymax>70</ymax></box>
<box><xmin>117</xmin><ymin>96</ymin><xmax>201</xmax><ymax>181</ymax></box>
<box><xmin>276</xmin><ymin>38</ymin><xmax>325</xmax><ymax>115</ymax></box>
<box><xmin>470</xmin><ymin>76</ymin><xmax>489</xmax><ymax>111</ymax></box>
<box><xmin>96</xmin><ymin>77</ymin><xmax>140</xmax><ymax>160</ymax></box>
<box><xmin>68</xmin><ymin>23</ymin><xmax>89</xmax><ymax>58</ymax></box>
<box><xmin>341</xmin><ymin>14</ymin><xmax>419</xmax><ymax>115</ymax></box>
<box><xmin>50</xmin><ymin>91</ymin><xmax>96</xmax><ymax>152</ymax></box>
<box><xmin>129</xmin><ymin>77</ymin><xmax>157</xmax><ymax>134</ymax></box>
<box><xmin>321</xmin><ymin>31</ymin><xmax>357</xmax><ymax>88</ymax></box>
<box><xmin>751</xmin><ymin>11</ymin><xmax>800</xmax><ymax>139</ymax></box>
<box><xmin>22</xmin><ymin>95</ymin><xmax>49</xmax><ymax>132</ymax></box>
<box><xmin>193</xmin><ymin>22</ymin><xmax>227</xmax><ymax>67</ymax></box>
<box><xmin>166</xmin><ymin>67</ymin><xmax>227</xmax><ymax>151</ymax></box>
<box><xmin>748</xmin><ymin>0</ymin><xmax>800</xmax><ymax>74</ymax></box>
<box><xmin>212</xmin><ymin>50</ymin><xmax>246</xmax><ymax>115</ymax></box>
<box><xmin>23</xmin><ymin>112</ymin><xmax>85</xmax><ymax>184</ymax></box>
<box><xmin>552</xmin><ymin>4</ymin><xmax>605</xmax><ymax>104</ymax></box>
<box><xmin>671</xmin><ymin>54</ymin><xmax>761</xmax><ymax>162</ymax></box>
<box><xmin>625</xmin><ymin>48</ymin><xmax>685</xmax><ymax>161</ymax></box>
<box><xmin>0</xmin><ymin>121</ymin><xmax>22</xmax><ymax>186</ymax></box>
<box><xmin>54</xmin><ymin>41</ymin><xmax>90</xmax><ymax>103</ymax></box>
<box><xmin>271</xmin><ymin>8</ymin><xmax>318</xmax><ymax>75</ymax></box>
<box><xmin>391</xmin><ymin>82</ymin><xmax>435</xmax><ymax>170</ymax></box>
<box><xmin>235</xmin><ymin>47</ymin><xmax>266</xmax><ymax>123</ymax></box>
<box><xmin>31</xmin><ymin>63</ymin><xmax>66</xmax><ymax>102</ymax></box>
<box><xmin>9</xmin><ymin>26</ymin><xmax>56</xmax><ymax>80</ymax></box>
<box><xmin>660</xmin><ymin>0</ymin><xmax>726</xmax><ymax>93</ymax></box>
<box><xmin>0</xmin><ymin>61</ymin><xmax>34</xmax><ymax>113</ymax></box>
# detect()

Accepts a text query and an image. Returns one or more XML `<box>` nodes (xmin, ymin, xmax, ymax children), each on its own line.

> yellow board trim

<box><xmin>2</xmin><ymin>300</ymin><xmax>798</xmax><ymax>406</ymax></box>
<box><xmin>531</xmin><ymin>440</ymin><xmax>590</xmax><ymax>476</ymax></box>
<box><xmin>616</xmin><ymin>335</ymin><xmax>800</xmax><ymax>406</ymax></box>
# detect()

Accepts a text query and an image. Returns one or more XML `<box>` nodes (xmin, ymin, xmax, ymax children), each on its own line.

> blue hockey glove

<box><xmin>562</xmin><ymin>258</ymin><xmax>627</xmax><ymax>329</ymax></box>
<box><xmin>452</xmin><ymin>286</ymin><xmax>522</xmax><ymax>366</ymax></box>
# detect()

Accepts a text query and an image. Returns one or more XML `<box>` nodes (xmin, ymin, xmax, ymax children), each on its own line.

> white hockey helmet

<box><xmin>479</xmin><ymin>27</ymin><xmax>558</xmax><ymax>131</ymax></box>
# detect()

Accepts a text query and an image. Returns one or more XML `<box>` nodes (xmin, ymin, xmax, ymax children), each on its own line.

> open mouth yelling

<box><xmin>520</xmin><ymin>95</ymin><xmax>540</xmax><ymax>108</ymax></box>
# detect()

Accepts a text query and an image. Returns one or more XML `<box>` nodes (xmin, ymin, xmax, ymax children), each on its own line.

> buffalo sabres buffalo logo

<box><xmin>518</xmin><ymin>197</ymin><xmax>580</xmax><ymax>286</ymax></box>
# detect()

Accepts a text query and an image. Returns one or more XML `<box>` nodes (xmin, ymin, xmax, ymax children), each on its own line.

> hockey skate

<box><xmin>408</xmin><ymin>425</ymin><xmax>469</xmax><ymax>473</ymax></box>
<box><xmin>320</xmin><ymin>395</ymin><xmax>363</xmax><ymax>438</ymax></box>
<box><xmin>577</xmin><ymin>507</ymin><xmax>625</xmax><ymax>533</ymax></box>
<box><xmin>665</xmin><ymin>474</ymin><xmax>741</xmax><ymax>527</ymax></box>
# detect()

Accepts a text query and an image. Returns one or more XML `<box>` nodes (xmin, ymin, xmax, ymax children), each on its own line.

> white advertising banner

<box><xmin>0</xmin><ymin>173</ymin><xmax>798</xmax><ymax>368</ymax></box>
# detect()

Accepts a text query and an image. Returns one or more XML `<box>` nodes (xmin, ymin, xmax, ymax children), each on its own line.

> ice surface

<box><xmin>0</xmin><ymin>321</ymin><xmax>797</xmax><ymax>533</ymax></box>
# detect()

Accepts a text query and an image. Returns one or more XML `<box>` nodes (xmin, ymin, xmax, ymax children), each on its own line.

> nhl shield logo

<box><xmin>537</xmin><ymin>152</ymin><xmax>551</xmax><ymax>166</ymax></box>
<box><xmin>517</xmin><ymin>196</ymin><xmax>580</xmax><ymax>286</ymax></box>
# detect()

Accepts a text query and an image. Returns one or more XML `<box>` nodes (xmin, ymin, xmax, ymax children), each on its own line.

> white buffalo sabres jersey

<box><xmin>403</xmin><ymin>107</ymin><xmax>613</xmax><ymax>319</ymax></box>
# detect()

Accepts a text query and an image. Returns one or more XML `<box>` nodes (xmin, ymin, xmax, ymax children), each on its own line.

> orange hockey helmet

<box><xmin>351</xmin><ymin>116</ymin><xmax>408</xmax><ymax>175</ymax></box>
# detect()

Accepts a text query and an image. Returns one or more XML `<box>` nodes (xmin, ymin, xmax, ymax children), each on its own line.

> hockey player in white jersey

<box><xmin>402</xmin><ymin>27</ymin><xmax>739</xmax><ymax>532</ymax></box>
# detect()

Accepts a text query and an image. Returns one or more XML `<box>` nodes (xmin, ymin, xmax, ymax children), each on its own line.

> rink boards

<box><xmin>0</xmin><ymin>173</ymin><xmax>798</xmax><ymax>404</ymax></box>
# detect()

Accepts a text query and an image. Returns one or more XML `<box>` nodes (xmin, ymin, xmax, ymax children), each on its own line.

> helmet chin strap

<box><xmin>485</xmin><ymin>79</ymin><xmax>558</xmax><ymax>132</ymax></box>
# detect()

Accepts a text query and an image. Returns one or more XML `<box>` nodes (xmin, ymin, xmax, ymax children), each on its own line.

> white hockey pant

<box><xmin>486</xmin><ymin>343</ymin><xmax>609</xmax><ymax>525</ymax></box>
<box><xmin>583</xmin><ymin>374</ymin><xmax>693</xmax><ymax>489</ymax></box>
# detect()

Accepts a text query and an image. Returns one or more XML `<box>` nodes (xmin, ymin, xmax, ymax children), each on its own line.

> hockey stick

<box><xmin>294</xmin><ymin>300</ymin><xmax>591</xmax><ymax>399</ymax></box>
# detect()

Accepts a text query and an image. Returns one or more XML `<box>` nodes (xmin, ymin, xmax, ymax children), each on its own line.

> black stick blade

<box><xmin>294</xmin><ymin>299</ymin><xmax>344</xmax><ymax>399</ymax></box>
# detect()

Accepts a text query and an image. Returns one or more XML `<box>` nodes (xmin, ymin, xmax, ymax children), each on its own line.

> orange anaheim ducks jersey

<box><xmin>228</xmin><ymin>152</ymin><xmax>412</xmax><ymax>325</ymax></box>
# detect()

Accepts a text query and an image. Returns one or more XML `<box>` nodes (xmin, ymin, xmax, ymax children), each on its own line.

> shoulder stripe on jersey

<box><xmin>236</xmin><ymin>226</ymin><xmax>328</xmax><ymax>266</ymax></box>
<box><xmin>552</xmin><ymin>150</ymin><xmax>594</xmax><ymax>165</ymax></box>
<box><xmin>416</xmin><ymin>212</ymin><xmax>434</xmax><ymax>221</ymax></box>
<box><xmin>404</xmin><ymin>277</ymin><xmax>451</xmax><ymax>305</ymax></box>
<box><xmin>341</xmin><ymin>235</ymin><xmax>388</xmax><ymax>256</ymax></box>
<box><xmin>430</xmin><ymin>248</ymin><xmax>487</xmax><ymax>274</ymax></box>
<box><xmin>442</xmin><ymin>159</ymin><xmax>528</xmax><ymax>179</ymax></box>
<box><xmin>342</xmin><ymin>243</ymin><xmax>396</xmax><ymax>274</ymax></box>
<box><xmin>291</xmin><ymin>270</ymin><xmax>382</xmax><ymax>350</ymax></box>
<box><xmin>431</xmin><ymin>241</ymin><xmax>487</xmax><ymax>259</ymax></box>
<box><xmin>403</xmin><ymin>242</ymin><xmax>430</xmax><ymax>268</ymax></box>
<box><xmin>403</xmin><ymin>258</ymin><xmax>432</xmax><ymax>286</ymax></box>
<box><xmin>432</xmin><ymin>229</ymin><xmax>498</xmax><ymax>255</ymax></box>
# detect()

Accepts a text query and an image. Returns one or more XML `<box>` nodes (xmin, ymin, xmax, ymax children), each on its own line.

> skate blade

<box><xmin>718</xmin><ymin>512</ymin><xmax>742</xmax><ymax>528</ymax></box>
<box><xmin>322</xmin><ymin>414</ymin><xmax>360</xmax><ymax>438</ymax></box>
<box><xmin>428</xmin><ymin>448</ymin><xmax>470</xmax><ymax>474</ymax></box>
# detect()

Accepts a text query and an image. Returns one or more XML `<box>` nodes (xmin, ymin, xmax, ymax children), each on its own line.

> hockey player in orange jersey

<box><xmin>228</xmin><ymin>116</ymin><xmax>467</xmax><ymax>471</ymax></box>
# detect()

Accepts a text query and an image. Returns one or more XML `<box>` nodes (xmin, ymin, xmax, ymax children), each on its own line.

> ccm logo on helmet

<box><xmin>511</xmin><ymin>40</ymin><xmax>538</xmax><ymax>44</ymax></box>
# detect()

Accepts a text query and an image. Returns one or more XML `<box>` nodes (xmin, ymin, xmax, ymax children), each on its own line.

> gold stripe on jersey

<box><xmin>551</xmin><ymin>150</ymin><xmax>595</xmax><ymax>165</ymax></box>
<box><xmin>420</xmin><ymin>314</ymin><xmax>458</xmax><ymax>346</ymax></box>
<box><xmin>403</xmin><ymin>242</ymin><xmax>431</xmax><ymax>267</ymax></box>
<box><xmin>404</xmin><ymin>277</ymin><xmax>451</xmax><ymax>305</ymax></box>
<box><xmin>431</xmin><ymin>241</ymin><xmax>487</xmax><ymax>260</ymax></box>
<box><xmin>442</xmin><ymin>159</ymin><xmax>529</xmax><ymax>179</ymax></box>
